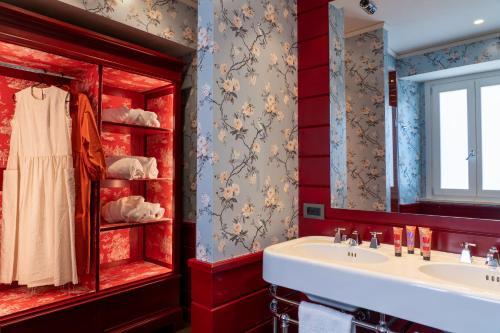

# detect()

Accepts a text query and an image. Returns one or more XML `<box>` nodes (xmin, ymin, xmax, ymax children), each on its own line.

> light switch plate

<box><xmin>303</xmin><ymin>203</ymin><xmax>324</xmax><ymax>220</ymax></box>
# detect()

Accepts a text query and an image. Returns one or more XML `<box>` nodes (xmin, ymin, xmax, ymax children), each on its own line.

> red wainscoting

<box><xmin>189</xmin><ymin>253</ymin><xmax>274</xmax><ymax>333</ymax></box>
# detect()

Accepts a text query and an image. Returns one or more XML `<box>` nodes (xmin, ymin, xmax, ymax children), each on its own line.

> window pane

<box><xmin>439</xmin><ymin>89</ymin><xmax>469</xmax><ymax>190</ymax></box>
<box><xmin>481</xmin><ymin>84</ymin><xmax>500</xmax><ymax>191</ymax></box>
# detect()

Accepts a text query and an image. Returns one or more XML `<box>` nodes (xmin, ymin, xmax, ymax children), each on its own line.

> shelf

<box><xmin>99</xmin><ymin>261</ymin><xmax>172</xmax><ymax>290</ymax></box>
<box><xmin>102</xmin><ymin>121</ymin><xmax>170</xmax><ymax>136</ymax></box>
<box><xmin>100</xmin><ymin>177</ymin><xmax>172</xmax><ymax>187</ymax></box>
<box><xmin>0</xmin><ymin>285</ymin><xmax>93</xmax><ymax>317</ymax></box>
<box><xmin>100</xmin><ymin>218</ymin><xmax>172</xmax><ymax>231</ymax></box>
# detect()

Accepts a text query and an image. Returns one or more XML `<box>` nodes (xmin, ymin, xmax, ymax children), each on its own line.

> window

<box><xmin>425</xmin><ymin>71</ymin><xmax>500</xmax><ymax>202</ymax></box>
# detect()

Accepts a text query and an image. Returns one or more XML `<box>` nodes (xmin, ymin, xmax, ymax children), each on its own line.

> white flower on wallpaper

<box><xmin>197</xmin><ymin>0</ymin><xmax>298</xmax><ymax>262</ymax></box>
<box><xmin>62</xmin><ymin>0</ymin><xmax>197</xmax><ymax>48</ymax></box>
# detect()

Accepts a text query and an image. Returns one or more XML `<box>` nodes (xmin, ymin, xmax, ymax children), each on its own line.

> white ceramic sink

<box><xmin>419</xmin><ymin>263</ymin><xmax>500</xmax><ymax>293</ymax></box>
<box><xmin>291</xmin><ymin>242</ymin><xmax>389</xmax><ymax>264</ymax></box>
<box><xmin>263</xmin><ymin>236</ymin><xmax>500</xmax><ymax>333</ymax></box>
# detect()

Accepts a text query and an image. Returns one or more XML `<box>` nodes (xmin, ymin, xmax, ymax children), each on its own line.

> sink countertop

<box><xmin>263</xmin><ymin>236</ymin><xmax>500</xmax><ymax>333</ymax></box>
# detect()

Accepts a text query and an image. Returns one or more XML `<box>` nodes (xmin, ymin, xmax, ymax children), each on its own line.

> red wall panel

<box><xmin>298</xmin><ymin>5</ymin><xmax>329</xmax><ymax>42</ymax></box>
<box><xmin>299</xmin><ymin>157</ymin><xmax>330</xmax><ymax>187</ymax></box>
<box><xmin>298</xmin><ymin>34</ymin><xmax>329</xmax><ymax>70</ymax></box>
<box><xmin>299</xmin><ymin>126</ymin><xmax>330</xmax><ymax>156</ymax></box>
<box><xmin>298</xmin><ymin>65</ymin><xmax>329</xmax><ymax>98</ymax></box>
<box><xmin>298</xmin><ymin>95</ymin><xmax>330</xmax><ymax>127</ymax></box>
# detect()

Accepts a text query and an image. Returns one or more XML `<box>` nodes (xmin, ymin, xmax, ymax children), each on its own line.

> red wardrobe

<box><xmin>0</xmin><ymin>4</ymin><xmax>183</xmax><ymax>332</ymax></box>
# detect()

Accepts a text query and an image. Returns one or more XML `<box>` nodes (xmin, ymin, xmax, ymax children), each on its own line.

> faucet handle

<box><xmin>369</xmin><ymin>232</ymin><xmax>382</xmax><ymax>249</ymax></box>
<box><xmin>486</xmin><ymin>247</ymin><xmax>499</xmax><ymax>267</ymax></box>
<box><xmin>460</xmin><ymin>242</ymin><xmax>476</xmax><ymax>264</ymax></box>
<box><xmin>333</xmin><ymin>228</ymin><xmax>346</xmax><ymax>243</ymax></box>
<box><xmin>461</xmin><ymin>242</ymin><xmax>477</xmax><ymax>249</ymax></box>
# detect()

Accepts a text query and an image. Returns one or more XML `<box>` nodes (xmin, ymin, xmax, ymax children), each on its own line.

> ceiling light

<box><xmin>474</xmin><ymin>19</ymin><xmax>485</xmax><ymax>25</ymax></box>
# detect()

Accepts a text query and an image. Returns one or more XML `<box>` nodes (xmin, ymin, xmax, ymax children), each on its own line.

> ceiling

<box><xmin>332</xmin><ymin>0</ymin><xmax>500</xmax><ymax>56</ymax></box>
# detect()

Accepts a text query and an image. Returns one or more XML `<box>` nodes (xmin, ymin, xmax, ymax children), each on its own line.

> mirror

<box><xmin>329</xmin><ymin>0</ymin><xmax>500</xmax><ymax>219</ymax></box>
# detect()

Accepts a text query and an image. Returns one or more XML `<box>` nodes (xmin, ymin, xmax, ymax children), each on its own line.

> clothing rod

<box><xmin>0</xmin><ymin>61</ymin><xmax>77</xmax><ymax>80</ymax></box>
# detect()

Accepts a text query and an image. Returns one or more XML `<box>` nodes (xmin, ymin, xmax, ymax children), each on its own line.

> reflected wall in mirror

<box><xmin>329</xmin><ymin>0</ymin><xmax>500</xmax><ymax>219</ymax></box>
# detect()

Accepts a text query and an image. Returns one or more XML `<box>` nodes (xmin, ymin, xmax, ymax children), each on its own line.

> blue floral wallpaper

<box><xmin>59</xmin><ymin>0</ymin><xmax>197</xmax><ymax>48</ymax></box>
<box><xmin>397</xmin><ymin>35</ymin><xmax>500</xmax><ymax>78</ymax></box>
<box><xmin>196</xmin><ymin>0</ymin><xmax>298</xmax><ymax>262</ymax></box>
<box><xmin>396</xmin><ymin>80</ymin><xmax>424</xmax><ymax>204</ymax></box>
<box><xmin>344</xmin><ymin>29</ymin><xmax>389</xmax><ymax>211</ymax></box>
<box><xmin>329</xmin><ymin>4</ymin><xmax>347</xmax><ymax>209</ymax></box>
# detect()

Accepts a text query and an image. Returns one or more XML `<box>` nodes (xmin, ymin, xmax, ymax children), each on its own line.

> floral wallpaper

<box><xmin>196</xmin><ymin>0</ymin><xmax>298</xmax><ymax>262</ymax></box>
<box><xmin>59</xmin><ymin>0</ymin><xmax>197</xmax><ymax>48</ymax></box>
<box><xmin>344</xmin><ymin>29</ymin><xmax>389</xmax><ymax>212</ymax></box>
<box><xmin>397</xmin><ymin>35</ymin><xmax>500</xmax><ymax>78</ymax></box>
<box><xmin>329</xmin><ymin>4</ymin><xmax>347</xmax><ymax>209</ymax></box>
<box><xmin>396</xmin><ymin>80</ymin><xmax>424</xmax><ymax>204</ymax></box>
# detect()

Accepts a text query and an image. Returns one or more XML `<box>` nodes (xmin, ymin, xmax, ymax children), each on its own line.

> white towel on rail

<box><xmin>298</xmin><ymin>301</ymin><xmax>354</xmax><ymax>333</ymax></box>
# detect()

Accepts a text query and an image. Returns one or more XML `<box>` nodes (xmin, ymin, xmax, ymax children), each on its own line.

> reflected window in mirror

<box><xmin>425</xmin><ymin>71</ymin><xmax>500</xmax><ymax>203</ymax></box>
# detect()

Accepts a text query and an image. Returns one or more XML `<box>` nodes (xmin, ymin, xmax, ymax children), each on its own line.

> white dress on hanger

<box><xmin>0</xmin><ymin>86</ymin><xmax>78</xmax><ymax>287</ymax></box>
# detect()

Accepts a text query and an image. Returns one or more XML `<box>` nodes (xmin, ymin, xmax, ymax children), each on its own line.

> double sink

<box><xmin>263</xmin><ymin>236</ymin><xmax>500</xmax><ymax>333</ymax></box>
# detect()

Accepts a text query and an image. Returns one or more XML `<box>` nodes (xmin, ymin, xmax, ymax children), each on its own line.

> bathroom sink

<box><xmin>419</xmin><ymin>263</ymin><xmax>500</xmax><ymax>292</ymax></box>
<box><xmin>263</xmin><ymin>236</ymin><xmax>500</xmax><ymax>333</ymax></box>
<box><xmin>291</xmin><ymin>242</ymin><xmax>388</xmax><ymax>264</ymax></box>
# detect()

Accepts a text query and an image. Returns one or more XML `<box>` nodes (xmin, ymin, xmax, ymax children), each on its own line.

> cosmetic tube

<box><xmin>393</xmin><ymin>227</ymin><xmax>403</xmax><ymax>257</ymax></box>
<box><xmin>406</xmin><ymin>226</ymin><xmax>416</xmax><ymax>254</ymax></box>
<box><xmin>418</xmin><ymin>227</ymin><xmax>429</xmax><ymax>256</ymax></box>
<box><xmin>421</xmin><ymin>229</ymin><xmax>433</xmax><ymax>261</ymax></box>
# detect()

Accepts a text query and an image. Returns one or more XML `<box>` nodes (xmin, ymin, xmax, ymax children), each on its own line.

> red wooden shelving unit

<box><xmin>0</xmin><ymin>3</ymin><xmax>184</xmax><ymax>332</ymax></box>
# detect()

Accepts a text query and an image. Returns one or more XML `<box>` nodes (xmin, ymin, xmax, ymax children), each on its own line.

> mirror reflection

<box><xmin>329</xmin><ymin>0</ymin><xmax>500</xmax><ymax>219</ymax></box>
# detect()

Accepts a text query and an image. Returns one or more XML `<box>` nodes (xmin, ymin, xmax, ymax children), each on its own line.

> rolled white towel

<box><xmin>102</xmin><ymin>106</ymin><xmax>131</xmax><ymax>123</ymax></box>
<box><xmin>102</xmin><ymin>196</ymin><xmax>165</xmax><ymax>223</ymax></box>
<box><xmin>102</xmin><ymin>196</ymin><xmax>146</xmax><ymax>222</ymax></box>
<box><xmin>129</xmin><ymin>108</ymin><xmax>161</xmax><ymax>128</ymax></box>
<box><xmin>103</xmin><ymin>107</ymin><xmax>161</xmax><ymax>128</ymax></box>
<box><xmin>106</xmin><ymin>157</ymin><xmax>144</xmax><ymax>180</ymax></box>
<box><xmin>106</xmin><ymin>156</ymin><xmax>158</xmax><ymax>179</ymax></box>
<box><xmin>135</xmin><ymin>156</ymin><xmax>159</xmax><ymax>179</ymax></box>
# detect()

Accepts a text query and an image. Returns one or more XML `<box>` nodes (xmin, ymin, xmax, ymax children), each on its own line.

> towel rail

<box><xmin>269</xmin><ymin>285</ymin><xmax>400</xmax><ymax>333</ymax></box>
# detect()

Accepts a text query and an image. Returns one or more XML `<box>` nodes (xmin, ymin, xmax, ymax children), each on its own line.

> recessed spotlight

<box><xmin>474</xmin><ymin>19</ymin><xmax>485</xmax><ymax>25</ymax></box>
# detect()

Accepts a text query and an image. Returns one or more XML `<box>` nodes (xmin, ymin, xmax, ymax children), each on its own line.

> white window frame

<box><xmin>425</xmin><ymin>70</ymin><xmax>500</xmax><ymax>203</ymax></box>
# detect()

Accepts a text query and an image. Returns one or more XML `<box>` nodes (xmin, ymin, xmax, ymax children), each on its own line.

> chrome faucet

<box><xmin>347</xmin><ymin>231</ymin><xmax>362</xmax><ymax>247</ymax></box>
<box><xmin>459</xmin><ymin>242</ymin><xmax>476</xmax><ymax>264</ymax></box>
<box><xmin>333</xmin><ymin>228</ymin><xmax>346</xmax><ymax>243</ymax></box>
<box><xmin>369</xmin><ymin>232</ymin><xmax>382</xmax><ymax>249</ymax></box>
<box><xmin>485</xmin><ymin>247</ymin><xmax>499</xmax><ymax>268</ymax></box>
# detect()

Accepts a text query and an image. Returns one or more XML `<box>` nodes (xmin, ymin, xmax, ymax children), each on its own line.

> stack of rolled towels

<box><xmin>102</xmin><ymin>196</ymin><xmax>165</xmax><ymax>223</ymax></box>
<box><xmin>103</xmin><ymin>106</ymin><xmax>161</xmax><ymax>128</ymax></box>
<box><xmin>106</xmin><ymin>156</ymin><xmax>159</xmax><ymax>180</ymax></box>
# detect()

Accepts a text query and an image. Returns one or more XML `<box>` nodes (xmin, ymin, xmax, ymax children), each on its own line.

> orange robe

<box><xmin>72</xmin><ymin>94</ymin><xmax>106</xmax><ymax>275</ymax></box>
